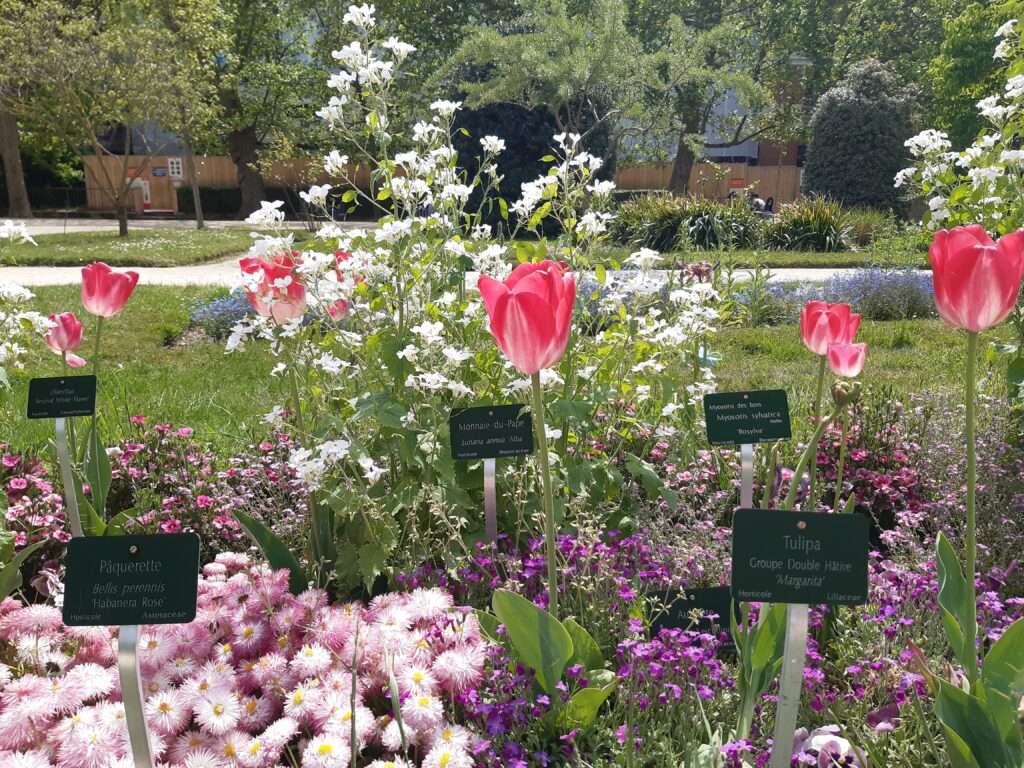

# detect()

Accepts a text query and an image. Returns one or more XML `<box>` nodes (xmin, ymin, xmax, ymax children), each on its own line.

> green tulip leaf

<box><xmin>233</xmin><ymin>509</ymin><xmax>307</xmax><ymax>595</ymax></box>
<box><xmin>0</xmin><ymin>541</ymin><xmax>46</xmax><ymax>601</ymax></box>
<box><xmin>82</xmin><ymin>428</ymin><xmax>112</xmax><ymax>518</ymax></box>
<box><xmin>492</xmin><ymin>589</ymin><xmax>573</xmax><ymax>696</ymax></box>
<box><xmin>564</xmin><ymin>617</ymin><xmax>605</xmax><ymax>672</ymax></box>
<box><xmin>936</xmin><ymin>532</ymin><xmax>972</xmax><ymax>666</ymax></box>
<box><xmin>559</xmin><ymin>682</ymin><xmax>617</xmax><ymax>731</ymax></box>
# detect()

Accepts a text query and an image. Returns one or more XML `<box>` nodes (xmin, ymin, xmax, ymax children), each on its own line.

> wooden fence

<box><xmin>614</xmin><ymin>162</ymin><xmax>803</xmax><ymax>203</ymax></box>
<box><xmin>82</xmin><ymin>155</ymin><xmax>803</xmax><ymax>212</ymax></box>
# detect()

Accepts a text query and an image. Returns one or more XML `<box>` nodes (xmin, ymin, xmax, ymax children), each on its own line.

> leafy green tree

<box><xmin>434</xmin><ymin>0</ymin><xmax>651</xmax><ymax>150</ymax></box>
<box><xmin>0</xmin><ymin>0</ymin><xmax>225</xmax><ymax>234</ymax></box>
<box><xmin>929</xmin><ymin>0</ymin><xmax>1024</xmax><ymax>148</ymax></box>
<box><xmin>801</xmin><ymin>59</ymin><xmax>919</xmax><ymax>211</ymax></box>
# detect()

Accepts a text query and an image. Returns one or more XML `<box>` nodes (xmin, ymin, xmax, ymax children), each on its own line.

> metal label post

<box><xmin>483</xmin><ymin>457</ymin><xmax>498</xmax><ymax>543</ymax></box>
<box><xmin>60</xmin><ymin>429</ymin><xmax>154</xmax><ymax>768</ymax></box>
<box><xmin>55</xmin><ymin>417</ymin><xmax>82</xmax><ymax>538</ymax></box>
<box><xmin>739</xmin><ymin>443</ymin><xmax>754</xmax><ymax>509</ymax></box>
<box><xmin>770</xmin><ymin>603</ymin><xmax>810</xmax><ymax>768</ymax></box>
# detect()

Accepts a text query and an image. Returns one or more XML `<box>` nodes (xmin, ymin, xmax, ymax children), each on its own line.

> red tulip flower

<box><xmin>478</xmin><ymin>261</ymin><xmax>576</xmax><ymax>375</ymax></box>
<box><xmin>81</xmin><ymin>262</ymin><xmax>139</xmax><ymax>317</ymax></box>
<box><xmin>800</xmin><ymin>301</ymin><xmax>861</xmax><ymax>356</ymax></box>
<box><xmin>240</xmin><ymin>253</ymin><xmax>308</xmax><ymax>324</ymax></box>
<box><xmin>929</xmin><ymin>225</ymin><xmax>1024</xmax><ymax>332</ymax></box>
<box><xmin>45</xmin><ymin>312</ymin><xmax>86</xmax><ymax>368</ymax></box>
<box><xmin>827</xmin><ymin>342</ymin><xmax>866</xmax><ymax>378</ymax></box>
<box><xmin>927</xmin><ymin>226</ymin><xmax>1024</xmax><ymax>684</ymax></box>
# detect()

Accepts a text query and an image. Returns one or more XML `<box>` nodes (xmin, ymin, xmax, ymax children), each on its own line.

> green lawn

<box><xmin>4</xmin><ymin>285</ymin><xmax>276</xmax><ymax>451</ymax></box>
<box><xmin>13</xmin><ymin>228</ymin><xmax>260</xmax><ymax>267</ymax></box>
<box><xmin>4</xmin><ymin>286</ymin><xmax>1005</xmax><ymax>454</ymax></box>
<box><xmin>596</xmin><ymin>246</ymin><xmax>929</xmax><ymax>270</ymax></box>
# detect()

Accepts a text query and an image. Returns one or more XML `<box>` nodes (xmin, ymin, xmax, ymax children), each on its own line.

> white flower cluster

<box><xmin>896</xmin><ymin>20</ymin><xmax>1024</xmax><ymax>229</ymax></box>
<box><xmin>0</xmin><ymin>281</ymin><xmax>51</xmax><ymax>381</ymax></box>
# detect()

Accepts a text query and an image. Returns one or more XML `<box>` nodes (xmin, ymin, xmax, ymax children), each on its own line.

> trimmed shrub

<box><xmin>801</xmin><ymin>59</ymin><xmax>920</xmax><ymax>212</ymax></box>
<box><xmin>613</xmin><ymin>193</ymin><xmax>762</xmax><ymax>251</ymax></box>
<box><xmin>765</xmin><ymin>196</ymin><xmax>852</xmax><ymax>252</ymax></box>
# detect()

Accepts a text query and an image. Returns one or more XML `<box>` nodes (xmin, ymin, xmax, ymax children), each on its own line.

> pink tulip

<box><xmin>240</xmin><ymin>253</ymin><xmax>308</xmax><ymax>324</ymax></box>
<box><xmin>45</xmin><ymin>312</ymin><xmax>87</xmax><ymax>368</ymax></box>
<box><xmin>929</xmin><ymin>225</ymin><xmax>1024</xmax><ymax>333</ymax></box>
<box><xmin>827</xmin><ymin>342</ymin><xmax>866</xmax><ymax>378</ymax></box>
<box><xmin>81</xmin><ymin>262</ymin><xmax>139</xmax><ymax>317</ymax></box>
<box><xmin>478</xmin><ymin>261</ymin><xmax>576</xmax><ymax>375</ymax></box>
<box><xmin>800</xmin><ymin>301</ymin><xmax>860</xmax><ymax>356</ymax></box>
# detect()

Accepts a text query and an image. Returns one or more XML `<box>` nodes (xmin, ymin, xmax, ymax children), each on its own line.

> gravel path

<box><xmin>0</xmin><ymin>262</ymin><xmax>928</xmax><ymax>288</ymax></box>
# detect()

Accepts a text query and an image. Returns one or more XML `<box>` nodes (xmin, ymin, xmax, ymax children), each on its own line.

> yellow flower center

<box><xmin>293</xmin><ymin>691</ymin><xmax>303</xmax><ymax>705</ymax></box>
<box><xmin>246</xmin><ymin>700</ymin><xmax>258</xmax><ymax>714</ymax></box>
<box><xmin>412</xmin><ymin>672</ymin><xmax>424</xmax><ymax>683</ymax></box>
<box><xmin>442</xmin><ymin>728</ymin><xmax>453</xmax><ymax>741</ymax></box>
<box><xmin>159</xmin><ymin>703</ymin><xmax>172</xmax><ymax>713</ymax></box>
<box><xmin>318</xmin><ymin>744</ymin><xmax>333</xmax><ymax>756</ymax></box>
<box><xmin>341</xmin><ymin>710</ymin><xmax>352</xmax><ymax>722</ymax></box>
<box><xmin>224</xmin><ymin>744</ymin><xmax>236</xmax><ymax>757</ymax></box>
<box><xmin>249</xmin><ymin>742</ymin><xmax>261</xmax><ymax>755</ymax></box>
<box><xmin>439</xmin><ymin>753</ymin><xmax>452</xmax><ymax>768</ymax></box>
<box><xmin>278</xmin><ymin>636</ymin><xmax>288</xmax><ymax>648</ymax></box>
<box><xmin>417</xmin><ymin>696</ymin><xmax>429</xmax><ymax>707</ymax></box>
<box><xmin>243</xmin><ymin>627</ymin><xmax>255</xmax><ymax>638</ymax></box>
<box><xmin>189</xmin><ymin>738</ymin><xmax>202</xmax><ymax>748</ymax></box>
<box><xmin>213</xmin><ymin>704</ymin><xmax>225</xmax><ymax>716</ymax></box>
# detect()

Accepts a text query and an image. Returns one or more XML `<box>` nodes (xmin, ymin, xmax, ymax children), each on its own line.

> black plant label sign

<box><xmin>703</xmin><ymin>389</ymin><xmax>791</xmax><ymax>446</ymax></box>
<box><xmin>27</xmin><ymin>375</ymin><xmax>97</xmax><ymax>419</ymax></box>
<box><xmin>650</xmin><ymin>586</ymin><xmax>739</xmax><ymax>652</ymax></box>
<box><xmin>62</xmin><ymin>533</ymin><xmax>200</xmax><ymax>626</ymax></box>
<box><xmin>731</xmin><ymin>509</ymin><xmax>869</xmax><ymax>606</ymax></box>
<box><xmin>449</xmin><ymin>405</ymin><xmax>534</xmax><ymax>460</ymax></box>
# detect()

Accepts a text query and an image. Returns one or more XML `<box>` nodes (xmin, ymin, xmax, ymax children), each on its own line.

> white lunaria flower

<box><xmin>626</xmin><ymin>248</ymin><xmax>661</xmax><ymax>269</ymax></box>
<box><xmin>245</xmin><ymin>200</ymin><xmax>285</xmax><ymax>228</ymax></box>
<box><xmin>429</xmin><ymin>100</ymin><xmax>462</xmax><ymax>117</ymax></box>
<box><xmin>586</xmin><ymin>179</ymin><xmax>616</xmax><ymax>196</ymax></box>
<box><xmin>382</xmin><ymin>36</ymin><xmax>416</xmax><ymax>60</ymax></box>
<box><xmin>343</xmin><ymin>3</ymin><xmax>376</xmax><ymax>28</ymax></box>
<box><xmin>480</xmin><ymin>136</ymin><xmax>505</xmax><ymax>154</ymax></box>
<box><xmin>299</xmin><ymin>184</ymin><xmax>332</xmax><ymax>207</ymax></box>
<box><xmin>323</xmin><ymin>151</ymin><xmax>349</xmax><ymax>176</ymax></box>
<box><xmin>996</xmin><ymin>18</ymin><xmax>1018</xmax><ymax>37</ymax></box>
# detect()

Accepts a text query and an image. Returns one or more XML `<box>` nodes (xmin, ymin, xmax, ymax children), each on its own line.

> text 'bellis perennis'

<box><xmin>478</xmin><ymin>261</ymin><xmax>576</xmax><ymax>376</ymax></box>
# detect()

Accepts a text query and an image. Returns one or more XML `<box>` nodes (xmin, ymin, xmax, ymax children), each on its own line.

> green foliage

<box><xmin>802</xmin><ymin>59</ymin><xmax>920</xmax><ymax>211</ymax></box>
<box><xmin>0</xmin><ymin>540</ymin><xmax>44</xmax><ymax>601</ymax></box>
<box><xmin>489</xmin><ymin>589</ymin><xmax>617</xmax><ymax>734</ymax></box>
<box><xmin>732</xmin><ymin>602</ymin><xmax>788</xmax><ymax>738</ymax></box>
<box><xmin>765</xmin><ymin>197</ymin><xmax>852</xmax><ymax>252</ymax></box>
<box><xmin>936</xmin><ymin>532</ymin><xmax>976</xmax><ymax>674</ymax></box>
<box><xmin>232</xmin><ymin>509</ymin><xmax>309</xmax><ymax>595</ymax></box>
<box><xmin>929</xmin><ymin>1</ymin><xmax>1024</xmax><ymax>148</ymax></box>
<box><xmin>916</xmin><ymin>617</ymin><xmax>1024</xmax><ymax>768</ymax></box>
<box><xmin>612</xmin><ymin>194</ymin><xmax>761</xmax><ymax>252</ymax></box>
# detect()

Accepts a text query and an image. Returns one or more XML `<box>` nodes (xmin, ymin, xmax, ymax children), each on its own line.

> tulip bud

<box><xmin>832</xmin><ymin>380</ymin><xmax>862</xmax><ymax>408</ymax></box>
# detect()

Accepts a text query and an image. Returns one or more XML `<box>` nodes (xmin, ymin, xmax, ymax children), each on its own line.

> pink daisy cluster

<box><xmin>1</xmin><ymin>447</ymin><xmax>68</xmax><ymax>561</ymax></box>
<box><xmin>0</xmin><ymin>555</ymin><xmax>485</xmax><ymax>768</ymax></box>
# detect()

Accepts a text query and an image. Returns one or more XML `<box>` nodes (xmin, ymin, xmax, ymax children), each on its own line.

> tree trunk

<box><xmin>228</xmin><ymin>127</ymin><xmax>265</xmax><ymax>218</ymax></box>
<box><xmin>668</xmin><ymin>133</ymin><xmax>695</xmax><ymax>195</ymax></box>
<box><xmin>0</xmin><ymin>110</ymin><xmax>32</xmax><ymax>218</ymax></box>
<box><xmin>117</xmin><ymin>204</ymin><xmax>129</xmax><ymax>236</ymax></box>
<box><xmin>184</xmin><ymin>137</ymin><xmax>204</xmax><ymax>229</ymax></box>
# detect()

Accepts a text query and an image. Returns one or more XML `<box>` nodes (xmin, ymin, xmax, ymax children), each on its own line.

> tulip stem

<box><xmin>965</xmin><ymin>331</ymin><xmax>979</xmax><ymax>682</ymax></box>
<box><xmin>288</xmin><ymin>339</ymin><xmax>306</xmax><ymax>441</ymax></box>
<box><xmin>833</xmin><ymin>408</ymin><xmax>849</xmax><ymax>513</ymax></box>
<box><xmin>89</xmin><ymin>316</ymin><xmax>104</xmax><ymax>518</ymax></box>
<box><xmin>806</xmin><ymin>355</ymin><xmax>828</xmax><ymax>510</ymax></box>
<box><xmin>531</xmin><ymin>371</ymin><xmax>559</xmax><ymax>619</ymax></box>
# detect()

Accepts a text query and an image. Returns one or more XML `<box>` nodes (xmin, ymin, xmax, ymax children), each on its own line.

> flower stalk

<box><xmin>532</xmin><ymin>371</ymin><xmax>559</xmax><ymax>619</ymax></box>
